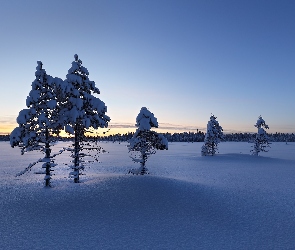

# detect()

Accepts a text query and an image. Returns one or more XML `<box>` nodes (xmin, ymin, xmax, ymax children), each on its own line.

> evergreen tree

<box><xmin>251</xmin><ymin>116</ymin><xmax>270</xmax><ymax>156</ymax></box>
<box><xmin>61</xmin><ymin>54</ymin><xmax>110</xmax><ymax>183</ymax></box>
<box><xmin>128</xmin><ymin>107</ymin><xmax>168</xmax><ymax>175</ymax></box>
<box><xmin>201</xmin><ymin>114</ymin><xmax>223</xmax><ymax>156</ymax></box>
<box><xmin>10</xmin><ymin>61</ymin><xmax>64</xmax><ymax>186</ymax></box>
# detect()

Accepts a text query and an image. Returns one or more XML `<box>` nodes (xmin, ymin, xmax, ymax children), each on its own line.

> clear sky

<box><xmin>0</xmin><ymin>0</ymin><xmax>294</xmax><ymax>135</ymax></box>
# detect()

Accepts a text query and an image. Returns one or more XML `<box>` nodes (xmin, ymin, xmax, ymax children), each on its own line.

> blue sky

<box><xmin>0</xmin><ymin>0</ymin><xmax>294</xmax><ymax>134</ymax></box>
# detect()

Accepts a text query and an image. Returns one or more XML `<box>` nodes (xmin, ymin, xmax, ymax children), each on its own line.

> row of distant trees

<box><xmin>80</xmin><ymin>131</ymin><xmax>295</xmax><ymax>143</ymax></box>
<box><xmin>2</xmin><ymin>131</ymin><xmax>294</xmax><ymax>143</ymax></box>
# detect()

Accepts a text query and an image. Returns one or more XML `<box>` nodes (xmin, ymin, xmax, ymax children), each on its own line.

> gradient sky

<box><xmin>0</xmin><ymin>0</ymin><xmax>294</xmax><ymax>135</ymax></box>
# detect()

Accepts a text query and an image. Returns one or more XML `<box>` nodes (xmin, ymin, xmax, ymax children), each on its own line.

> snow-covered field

<box><xmin>1</xmin><ymin>141</ymin><xmax>295</xmax><ymax>249</ymax></box>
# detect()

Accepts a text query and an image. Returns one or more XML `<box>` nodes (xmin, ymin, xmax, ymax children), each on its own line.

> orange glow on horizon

<box><xmin>0</xmin><ymin>124</ymin><xmax>138</xmax><ymax>136</ymax></box>
<box><xmin>0</xmin><ymin>124</ymin><xmax>16</xmax><ymax>135</ymax></box>
<box><xmin>2</xmin><ymin>123</ymin><xmax>292</xmax><ymax>136</ymax></box>
<box><xmin>0</xmin><ymin>125</ymin><xmax>197</xmax><ymax>136</ymax></box>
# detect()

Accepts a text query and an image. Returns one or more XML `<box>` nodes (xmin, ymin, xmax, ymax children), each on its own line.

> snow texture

<box><xmin>1</xmin><ymin>141</ymin><xmax>295</xmax><ymax>249</ymax></box>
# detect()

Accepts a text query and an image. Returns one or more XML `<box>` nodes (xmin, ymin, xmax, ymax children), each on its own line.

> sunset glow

<box><xmin>0</xmin><ymin>1</ymin><xmax>294</xmax><ymax>136</ymax></box>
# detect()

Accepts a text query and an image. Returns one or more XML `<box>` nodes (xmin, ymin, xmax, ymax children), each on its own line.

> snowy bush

<box><xmin>251</xmin><ymin>116</ymin><xmax>271</xmax><ymax>156</ymax></box>
<box><xmin>128</xmin><ymin>107</ymin><xmax>168</xmax><ymax>175</ymax></box>
<box><xmin>201</xmin><ymin>115</ymin><xmax>224</xmax><ymax>156</ymax></box>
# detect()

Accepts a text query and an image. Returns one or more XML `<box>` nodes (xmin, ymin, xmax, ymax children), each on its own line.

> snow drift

<box><xmin>1</xmin><ymin>141</ymin><xmax>295</xmax><ymax>249</ymax></box>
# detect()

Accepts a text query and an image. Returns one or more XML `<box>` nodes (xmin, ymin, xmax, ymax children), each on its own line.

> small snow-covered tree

<box><xmin>128</xmin><ymin>107</ymin><xmax>168</xmax><ymax>175</ymax></box>
<box><xmin>251</xmin><ymin>116</ymin><xmax>270</xmax><ymax>156</ymax></box>
<box><xmin>10</xmin><ymin>61</ymin><xmax>64</xmax><ymax>186</ymax></box>
<box><xmin>201</xmin><ymin>114</ymin><xmax>223</xmax><ymax>156</ymax></box>
<box><xmin>60</xmin><ymin>54</ymin><xmax>110</xmax><ymax>183</ymax></box>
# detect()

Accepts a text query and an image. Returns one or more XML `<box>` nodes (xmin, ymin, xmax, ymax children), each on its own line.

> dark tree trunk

<box><xmin>45</xmin><ymin>127</ymin><xmax>51</xmax><ymax>187</ymax></box>
<box><xmin>74</xmin><ymin>123</ymin><xmax>80</xmax><ymax>183</ymax></box>
<box><xmin>140</xmin><ymin>152</ymin><xmax>147</xmax><ymax>175</ymax></box>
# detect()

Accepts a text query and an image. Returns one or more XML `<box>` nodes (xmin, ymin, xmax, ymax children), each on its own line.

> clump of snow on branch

<box><xmin>251</xmin><ymin>116</ymin><xmax>271</xmax><ymax>156</ymax></box>
<box><xmin>128</xmin><ymin>107</ymin><xmax>168</xmax><ymax>175</ymax></box>
<box><xmin>201</xmin><ymin>114</ymin><xmax>224</xmax><ymax>156</ymax></box>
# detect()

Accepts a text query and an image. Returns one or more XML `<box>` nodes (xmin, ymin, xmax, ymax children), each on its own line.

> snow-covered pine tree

<box><xmin>10</xmin><ymin>61</ymin><xmax>64</xmax><ymax>186</ymax></box>
<box><xmin>201</xmin><ymin>114</ymin><xmax>223</xmax><ymax>156</ymax></box>
<box><xmin>128</xmin><ymin>107</ymin><xmax>168</xmax><ymax>175</ymax></box>
<box><xmin>251</xmin><ymin>116</ymin><xmax>270</xmax><ymax>156</ymax></box>
<box><xmin>60</xmin><ymin>54</ymin><xmax>110</xmax><ymax>183</ymax></box>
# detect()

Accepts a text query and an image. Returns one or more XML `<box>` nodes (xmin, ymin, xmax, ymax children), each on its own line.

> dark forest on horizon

<box><xmin>1</xmin><ymin>131</ymin><xmax>294</xmax><ymax>143</ymax></box>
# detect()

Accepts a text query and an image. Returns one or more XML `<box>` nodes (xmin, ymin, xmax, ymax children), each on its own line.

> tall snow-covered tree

<box><xmin>60</xmin><ymin>54</ymin><xmax>110</xmax><ymax>183</ymax></box>
<box><xmin>128</xmin><ymin>107</ymin><xmax>168</xmax><ymax>175</ymax></box>
<box><xmin>10</xmin><ymin>61</ymin><xmax>64</xmax><ymax>186</ymax></box>
<box><xmin>251</xmin><ymin>116</ymin><xmax>270</xmax><ymax>156</ymax></box>
<box><xmin>201</xmin><ymin>114</ymin><xmax>223</xmax><ymax>156</ymax></box>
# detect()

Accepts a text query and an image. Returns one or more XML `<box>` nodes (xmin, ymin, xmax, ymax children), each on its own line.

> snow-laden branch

<box><xmin>15</xmin><ymin>148</ymin><xmax>67</xmax><ymax>177</ymax></box>
<box><xmin>15</xmin><ymin>158</ymin><xmax>43</xmax><ymax>177</ymax></box>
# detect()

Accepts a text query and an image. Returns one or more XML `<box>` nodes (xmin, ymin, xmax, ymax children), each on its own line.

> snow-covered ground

<box><xmin>1</xmin><ymin>141</ymin><xmax>295</xmax><ymax>249</ymax></box>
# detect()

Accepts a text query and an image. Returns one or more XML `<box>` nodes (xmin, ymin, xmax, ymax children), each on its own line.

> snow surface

<box><xmin>1</xmin><ymin>141</ymin><xmax>295</xmax><ymax>249</ymax></box>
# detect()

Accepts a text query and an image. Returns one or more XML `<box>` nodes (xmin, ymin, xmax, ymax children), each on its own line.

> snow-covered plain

<box><xmin>1</xmin><ymin>141</ymin><xmax>295</xmax><ymax>249</ymax></box>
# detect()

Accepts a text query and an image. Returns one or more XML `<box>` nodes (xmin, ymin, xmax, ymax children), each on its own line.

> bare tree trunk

<box><xmin>74</xmin><ymin>123</ymin><xmax>80</xmax><ymax>183</ymax></box>
<box><xmin>140</xmin><ymin>152</ymin><xmax>147</xmax><ymax>175</ymax></box>
<box><xmin>45</xmin><ymin>127</ymin><xmax>51</xmax><ymax>187</ymax></box>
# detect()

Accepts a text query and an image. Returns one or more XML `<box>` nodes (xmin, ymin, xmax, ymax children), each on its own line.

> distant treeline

<box><xmin>0</xmin><ymin>135</ymin><xmax>10</xmax><ymax>141</ymax></box>
<box><xmin>94</xmin><ymin>131</ymin><xmax>295</xmax><ymax>142</ymax></box>
<box><xmin>1</xmin><ymin>132</ymin><xmax>294</xmax><ymax>143</ymax></box>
